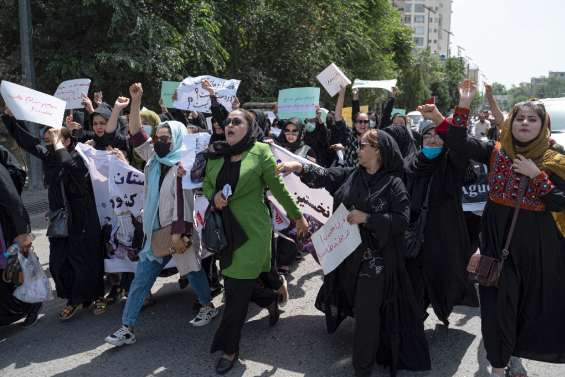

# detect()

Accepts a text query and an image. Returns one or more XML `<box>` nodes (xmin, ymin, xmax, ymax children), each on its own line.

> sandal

<box><xmin>58</xmin><ymin>304</ymin><xmax>81</xmax><ymax>320</ymax></box>
<box><xmin>93</xmin><ymin>299</ymin><xmax>108</xmax><ymax>315</ymax></box>
<box><xmin>105</xmin><ymin>286</ymin><xmax>124</xmax><ymax>305</ymax></box>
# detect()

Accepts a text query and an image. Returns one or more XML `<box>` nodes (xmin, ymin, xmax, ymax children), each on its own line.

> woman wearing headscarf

<box><xmin>278</xmin><ymin>129</ymin><xmax>431</xmax><ymax>377</ymax></box>
<box><xmin>2</xmin><ymin>109</ymin><xmax>106</xmax><ymax>320</ymax></box>
<box><xmin>0</xmin><ymin>146</ymin><xmax>41</xmax><ymax>327</ymax></box>
<box><xmin>381</xmin><ymin>115</ymin><xmax>417</xmax><ymax>159</ymax></box>
<box><xmin>105</xmin><ymin>83</ymin><xmax>217</xmax><ymax>348</ymax></box>
<box><xmin>402</xmin><ymin>119</ymin><xmax>479</xmax><ymax>327</ymax></box>
<box><xmin>278</xmin><ymin>118</ymin><xmax>316</xmax><ymax>161</ymax></box>
<box><xmin>204</xmin><ymin>108</ymin><xmax>309</xmax><ymax>374</ymax></box>
<box><xmin>425</xmin><ymin>80</ymin><xmax>565</xmax><ymax>377</ymax></box>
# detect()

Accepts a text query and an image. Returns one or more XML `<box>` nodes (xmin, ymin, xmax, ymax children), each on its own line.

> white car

<box><xmin>540</xmin><ymin>98</ymin><xmax>565</xmax><ymax>146</ymax></box>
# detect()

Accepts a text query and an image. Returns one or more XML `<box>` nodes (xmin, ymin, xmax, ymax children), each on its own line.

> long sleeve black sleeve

<box><xmin>540</xmin><ymin>174</ymin><xmax>565</xmax><ymax>212</ymax></box>
<box><xmin>444</xmin><ymin>121</ymin><xmax>494</xmax><ymax>165</ymax></box>
<box><xmin>0</xmin><ymin>146</ymin><xmax>26</xmax><ymax>194</ymax></box>
<box><xmin>379</xmin><ymin>96</ymin><xmax>395</xmax><ymax>129</ymax></box>
<box><xmin>352</xmin><ymin>99</ymin><xmax>360</xmax><ymax>124</ymax></box>
<box><xmin>1</xmin><ymin>114</ymin><xmax>48</xmax><ymax>161</ymax></box>
<box><xmin>211</xmin><ymin>95</ymin><xmax>229</xmax><ymax>125</ymax></box>
<box><xmin>299</xmin><ymin>164</ymin><xmax>353</xmax><ymax>195</ymax></box>
<box><xmin>0</xmin><ymin>164</ymin><xmax>30</xmax><ymax>236</ymax></box>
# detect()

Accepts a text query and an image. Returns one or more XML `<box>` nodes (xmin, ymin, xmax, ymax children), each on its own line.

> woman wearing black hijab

<box><xmin>277</xmin><ymin>118</ymin><xmax>316</xmax><ymax>161</ymax></box>
<box><xmin>278</xmin><ymin>129</ymin><xmax>430</xmax><ymax>377</ymax></box>
<box><xmin>403</xmin><ymin>121</ymin><xmax>479</xmax><ymax>326</ymax></box>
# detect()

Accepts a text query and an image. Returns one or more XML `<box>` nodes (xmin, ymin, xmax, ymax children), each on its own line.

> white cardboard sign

<box><xmin>1</xmin><ymin>80</ymin><xmax>66</xmax><ymax>129</ymax></box>
<box><xmin>316</xmin><ymin>63</ymin><xmax>351</xmax><ymax>97</ymax></box>
<box><xmin>173</xmin><ymin>75</ymin><xmax>240</xmax><ymax>113</ymax></box>
<box><xmin>311</xmin><ymin>203</ymin><xmax>362</xmax><ymax>275</ymax></box>
<box><xmin>352</xmin><ymin>79</ymin><xmax>397</xmax><ymax>92</ymax></box>
<box><xmin>181</xmin><ymin>132</ymin><xmax>211</xmax><ymax>190</ymax></box>
<box><xmin>53</xmin><ymin>79</ymin><xmax>91</xmax><ymax>109</ymax></box>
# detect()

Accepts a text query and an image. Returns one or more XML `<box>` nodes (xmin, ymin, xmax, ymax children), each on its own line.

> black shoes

<box><xmin>22</xmin><ymin>303</ymin><xmax>42</xmax><ymax>328</ymax></box>
<box><xmin>215</xmin><ymin>354</ymin><xmax>237</xmax><ymax>375</ymax></box>
<box><xmin>267</xmin><ymin>298</ymin><xmax>280</xmax><ymax>327</ymax></box>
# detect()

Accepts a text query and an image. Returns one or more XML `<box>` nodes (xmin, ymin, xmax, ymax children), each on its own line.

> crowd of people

<box><xmin>1</xmin><ymin>76</ymin><xmax>564</xmax><ymax>377</ymax></box>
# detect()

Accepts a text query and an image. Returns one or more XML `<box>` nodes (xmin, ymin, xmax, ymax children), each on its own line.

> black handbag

<box><xmin>404</xmin><ymin>177</ymin><xmax>433</xmax><ymax>259</ymax></box>
<box><xmin>201</xmin><ymin>206</ymin><xmax>227</xmax><ymax>254</ymax></box>
<box><xmin>46</xmin><ymin>183</ymin><xmax>70</xmax><ymax>238</ymax></box>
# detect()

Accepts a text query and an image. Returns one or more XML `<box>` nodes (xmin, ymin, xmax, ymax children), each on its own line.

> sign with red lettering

<box><xmin>1</xmin><ymin>80</ymin><xmax>66</xmax><ymax>129</ymax></box>
<box><xmin>311</xmin><ymin>203</ymin><xmax>362</xmax><ymax>275</ymax></box>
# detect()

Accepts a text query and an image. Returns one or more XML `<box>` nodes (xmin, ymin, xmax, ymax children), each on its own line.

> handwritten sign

<box><xmin>352</xmin><ymin>79</ymin><xmax>397</xmax><ymax>93</ymax></box>
<box><xmin>53</xmin><ymin>79</ymin><xmax>91</xmax><ymax>109</ymax></box>
<box><xmin>161</xmin><ymin>81</ymin><xmax>180</xmax><ymax>108</ymax></box>
<box><xmin>269</xmin><ymin>143</ymin><xmax>333</xmax><ymax>224</ymax></box>
<box><xmin>173</xmin><ymin>75</ymin><xmax>240</xmax><ymax>113</ymax></box>
<box><xmin>311</xmin><ymin>203</ymin><xmax>362</xmax><ymax>275</ymax></box>
<box><xmin>277</xmin><ymin>87</ymin><xmax>320</xmax><ymax>120</ymax></box>
<box><xmin>181</xmin><ymin>132</ymin><xmax>211</xmax><ymax>190</ymax></box>
<box><xmin>316</xmin><ymin>63</ymin><xmax>351</xmax><ymax>97</ymax></box>
<box><xmin>1</xmin><ymin>80</ymin><xmax>66</xmax><ymax>129</ymax></box>
<box><xmin>109</xmin><ymin>159</ymin><xmax>145</xmax><ymax>217</ymax></box>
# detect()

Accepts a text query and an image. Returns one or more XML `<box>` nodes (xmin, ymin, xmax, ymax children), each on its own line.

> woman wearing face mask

<box><xmin>277</xmin><ymin>129</ymin><xmax>430</xmax><ymax>377</ymax></box>
<box><xmin>204</xmin><ymin>108</ymin><xmax>309</xmax><ymax>374</ymax></box>
<box><xmin>402</xmin><ymin>119</ymin><xmax>479</xmax><ymax>328</ymax></box>
<box><xmin>1</xmin><ymin>109</ymin><xmax>106</xmax><ymax>320</ymax></box>
<box><xmin>425</xmin><ymin>80</ymin><xmax>565</xmax><ymax>377</ymax></box>
<box><xmin>105</xmin><ymin>83</ymin><xmax>217</xmax><ymax>347</ymax></box>
<box><xmin>278</xmin><ymin>118</ymin><xmax>317</xmax><ymax>161</ymax></box>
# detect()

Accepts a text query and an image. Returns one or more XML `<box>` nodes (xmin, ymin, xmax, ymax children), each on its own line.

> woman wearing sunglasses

<box><xmin>278</xmin><ymin>118</ymin><xmax>317</xmax><ymax>162</ymax></box>
<box><xmin>204</xmin><ymin>109</ymin><xmax>309</xmax><ymax>374</ymax></box>
<box><xmin>277</xmin><ymin>129</ymin><xmax>430</xmax><ymax>377</ymax></box>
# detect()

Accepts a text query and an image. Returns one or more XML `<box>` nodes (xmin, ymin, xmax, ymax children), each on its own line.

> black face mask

<box><xmin>154</xmin><ymin>141</ymin><xmax>171</xmax><ymax>158</ymax></box>
<box><xmin>46</xmin><ymin>145</ymin><xmax>55</xmax><ymax>154</ymax></box>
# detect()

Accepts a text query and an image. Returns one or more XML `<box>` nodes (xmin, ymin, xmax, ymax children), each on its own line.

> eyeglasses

<box><xmin>356</xmin><ymin>120</ymin><xmax>370</xmax><ymax>125</ymax></box>
<box><xmin>225</xmin><ymin>118</ymin><xmax>244</xmax><ymax>126</ymax></box>
<box><xmin>284</xmin><ymin>129</ymin><xmax>299</xmax><ymax>135</ymax></box>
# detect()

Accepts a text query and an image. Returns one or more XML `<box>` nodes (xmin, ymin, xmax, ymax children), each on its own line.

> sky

<box><xmin>450</xmin><ymin>0</ymin><xmax>565</xmax><ymax>88</ymax></box>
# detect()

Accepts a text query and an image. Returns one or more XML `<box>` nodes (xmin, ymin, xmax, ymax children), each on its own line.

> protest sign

<box><xmin>269</xmin><ymin>143</ymin><xmax>333</xmax><ymax>224</ymax></box>
<box><xmin>352</xmin><ymin>79</ymin><xmax>397</xmax><ymax>93</ymax></box>
<box><xmin>173</xmin><ymin>75</ymin><xmax>240</xmax><ymax>113</ymax></box>
<box><xmin>277</xmin><ymin>87</ymin><xmax>320</xmax><ymax>120</ymax></box>
<box><xmin>311</xmin><ymin>203</ymin><xmax>362</xmax><ymax>275</ymax></box>
<box><xmin>181</xmin><ymin>132</ymin><xmax>211</xmax><ymax>190</ymax></box>
<box><xmin>161</xmin><ymin>81</ymin><xmax>180</xmax><ymax>108</ymax></box>
<box><xmin>392</xmin><ymin>108</ymin><xmax>406</xmax><ymax>116</ymax></box>
<box><xmin>1</xmin><ymin>80</ymin><xmax>66</xmax><ymax>129</ymax></box>
<box><xmin>316</xmin><ymin>63</ymin><xmax>351</xmax><ymax>97</ymax></box>
<box><xmin>108</xmin><ymin>159</ymin><xmax>145</xmax><ymax>217</ymax></box>
<box><xmin>53</xmin><ymin>79</ymin><xmax>91</xmax><ymax>109</ymax></box>
<box><xmin>462</xmin><ymin>162</ymin><xmax>489</xmax><ymax>213</ymax></box>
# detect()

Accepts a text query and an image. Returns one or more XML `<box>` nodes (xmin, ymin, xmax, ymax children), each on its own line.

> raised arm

<box><xmin>106</xmin><ymin>96</ymin><xmax>130</xmax><ymax>134</ymax></box>
<box><xmin>203</xmin><ymin>79</ymin><xmax>229</xmax><ymax>125</ymax></box>
<box><xmin>379</xmin><ymin>88</ymin><xmax>397</xmax><ymax>128</ymax></box>
<box><xmin>128</xmin><ymin>83</ymin><xmax>143</xmax><ymax>136</ymax></box>
<box><xmin>276</xmin><ymin>160</ymin><xmax>352</xmax><ymax>195</ymax></box>
<box><xmin>351</xmin><ymin>88</ymin><xmax>360</xmax><ymax>124</ymax></box>
<box><xmin>1</xmin><ymin>109</ymin><xmax>48</xmax><ymax>161</ymax></box>
<box><xmin>334</xmin><ymin>86</ymin><xmax>346</xmax><ymax>122</ymax></box>
<box><xmin>484</xmin><ymin>83</ymin><xmax>505</xmax><ymax>127</ymax></box>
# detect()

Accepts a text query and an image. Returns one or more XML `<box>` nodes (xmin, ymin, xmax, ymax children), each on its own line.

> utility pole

<box><xmin>441</xmin><ymin>29</ymin><xmax>454</xmax><ymax>58</ymax></box>
<box><xmin>19</xmin><ymin>0</ymin><xmax>43</xmax><ymax>190</ymax></box>
<box><xmin>423</xmin><ymin>5</ymin><xmax>437</xmax><ymax>51</ymax></box>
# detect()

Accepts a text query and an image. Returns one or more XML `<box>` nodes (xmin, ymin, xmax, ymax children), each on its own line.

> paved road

<box><xmin>1</xmin><ymin>215</ymin><xmax>564</xmax><ymax>377</ymax></box>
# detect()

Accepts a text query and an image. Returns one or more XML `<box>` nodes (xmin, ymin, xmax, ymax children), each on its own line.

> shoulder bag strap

<box><xmin>500</xmin><ymin>176</ymin><xmax>530</xmax><ymax>261</ymax></box>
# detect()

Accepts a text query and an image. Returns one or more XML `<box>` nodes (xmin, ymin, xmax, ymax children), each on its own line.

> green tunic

<box><xmin>204</xmin><ymin>142</ymin><xmax>302</xmax><ymax>279</ymax></box>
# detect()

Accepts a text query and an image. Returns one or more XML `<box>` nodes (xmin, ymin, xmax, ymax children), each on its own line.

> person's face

<box><xmin>155</xmin><ymin>127</ymin><xmax>172</xmax><ymax>142</ymax></box>
<box><xmin>357</xmin><ymin>135</ymin><xmax>380</xmax><ymax>169</ymax></box>
<box><xmin>422</xmin><ymin>129</ymin><xmax>444</xmax><ymax>148</ymax></box>
<box><xmin>213</xmin><ymin>121</ymin><xmax>224</xmax><ymax>135</ymax></box>
<box><xmin>511</xmin><ymin>107</ymin><xmax>543</xmax><ymax>143</ymax></box>
<box><xmin>284</xmin><ymin>124</ymin><xmax>299</xmax><ymax>143</ymax></box>
<box><xmin>392</xmin><ymin>115</ymin><xmax>406</xmax><ymax>127</ymax></box>
<box><xmin>187</xmin><ymin>126</ymin><xmax>199</xmax><ymax>134</ymax></box>
<box><xmin>479</xmin><ymin>113</ymin><xmax>486</xmax><ymax>122</ymax></box>
<box><xmin>225</xmin><ymin>111</ymin><xmax>249</xmax><ymax>146</ymax></box>
<box><xmin>354</xmin><ymin>113</ymin><xmax>369</xmax><ymax>135</ymax></box>
<box><xmin>92</xmin><ymin>115</ymin><xmax>107</xmax><ymax>137</ymax></box>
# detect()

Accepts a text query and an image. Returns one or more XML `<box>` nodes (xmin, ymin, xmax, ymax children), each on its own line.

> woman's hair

<box><xmin>60</xmin><ymin>127</ymin><xmax>72</xmax><ymax>140</ymax></box>
<box><xmin>283</xmin><ymin>118</ymin><xmax>302</xmax><ymax>130</ymax></box>
<box><xmin>509</xmin><ymin>100</ymin><xmax>547</xmax><ymax>128</ymax></box>
<box><xmin>391</xmin><ymin>113</ymin><xmax>407</xmax><ymax>125</ymax></box>
<box><xmin>363</xmin><ymin>129</ymin><xmax>379</xmax><ymax>149</ymax></box>
<box><xmin>354</xmin><ymin>112</ymin><xmax>369</xmax><ymax>122</ymax></box>
<box><xmin>230</xmin><ymin>109</ymin><xmax>255</xmax><ymax>128</ymax></box>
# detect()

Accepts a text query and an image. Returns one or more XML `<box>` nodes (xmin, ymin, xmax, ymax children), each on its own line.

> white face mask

<box><xmin>369</xmin><ymin>120</ymin><xmax>376</xmax><ymax>129</ymax></box>
<box><xmin>143</xmin><ymin>125</ymin><xmax>153</xmax><ymax>136</ymax></box>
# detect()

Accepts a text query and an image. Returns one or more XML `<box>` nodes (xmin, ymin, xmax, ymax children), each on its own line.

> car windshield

<box><xmin>541</xmin><ymin>98</ymin><xmax>565</xmax><ymax>133</ymax></box>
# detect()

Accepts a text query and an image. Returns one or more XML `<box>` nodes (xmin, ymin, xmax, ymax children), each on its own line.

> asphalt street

<box><xmin>1</xmin><ymin>215</ymin><xmax>564</xmax><ymax>377</ymax></box>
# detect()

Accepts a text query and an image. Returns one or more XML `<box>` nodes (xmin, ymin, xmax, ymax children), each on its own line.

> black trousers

<box><xmin>353</xmin><ymin>262</ymin><xmax>385</xmax><ymax>371</ymax></box>
<box><xmin>210</xmin><ymin>276</ymin><xmax>278</xmax><ymax>355</ymax></box>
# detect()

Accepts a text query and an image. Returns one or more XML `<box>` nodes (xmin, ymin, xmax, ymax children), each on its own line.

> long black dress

<box><xmin>403</xmin><ymin>148</ymin><xmax>479</xmax><ymax>326</ymax></box>
<box><xmin>2</xmin><ymin>115</ymin><xmax>104</xmax><ymax>305</ymax></box>
<box><xmin>299</xmin><ymin>132</ymin><xmax>430</xmax><ymax>376</ymax></box>
<box><xmin>0</xmin><ymin>148</ymin><xmax>34</xmax><ymax>325</ymax></box>
<box><xmin>445</xmin><ymin>123</ymin><xmax>565</xmax><ymax>368</ymax></box>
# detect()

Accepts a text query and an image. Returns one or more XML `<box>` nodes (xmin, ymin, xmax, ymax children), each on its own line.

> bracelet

<box><xmin>452</xmin><ymin>106</ymin><xmax>470</xmax><ymax>127</ymax></box>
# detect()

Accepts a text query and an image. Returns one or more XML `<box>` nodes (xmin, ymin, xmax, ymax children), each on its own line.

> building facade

<box><xmin>391</xmin><ymin>0</ymin><xmax>453</xmax><ymax>58</ymax></box>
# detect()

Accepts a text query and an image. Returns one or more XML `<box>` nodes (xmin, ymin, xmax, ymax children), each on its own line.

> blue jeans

<box><xmin>122</xmin><ymin>256</ymin><xmax>211</xmax><ymax>327</ymax></box>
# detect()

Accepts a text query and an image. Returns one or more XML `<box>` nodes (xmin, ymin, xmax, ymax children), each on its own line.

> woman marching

<box><xmin>424</xmin><ymin>80</ymin><xmax>565</xmax><ymax>377</ymax></box>
<box><xmin>278</xmin><ymin>129</ymin><xmax>430</xmax><ymax>376</ymax></box>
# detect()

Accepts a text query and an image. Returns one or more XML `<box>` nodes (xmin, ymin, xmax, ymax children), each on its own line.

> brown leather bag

<box><xmin>467</xmin><ymin>177</ymin><xmax>529</xmax><ymax>287</ymax></box>
<box><xmin>151</xmin><ymin>225</ymin><xmax>191</xmax><ymax>257</ymax></box>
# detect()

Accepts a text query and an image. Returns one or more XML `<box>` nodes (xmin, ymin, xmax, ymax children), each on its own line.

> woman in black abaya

<box><xmin>277</xmin><ymin>130</ymin><xmax>430</xmax><ymax>377</ymax></box>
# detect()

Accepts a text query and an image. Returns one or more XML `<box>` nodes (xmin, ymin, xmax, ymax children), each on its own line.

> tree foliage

<box><xmin>0</xmin><ymin>0</ymin><xmax>414</xmax><ymax>109</ymax></box>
